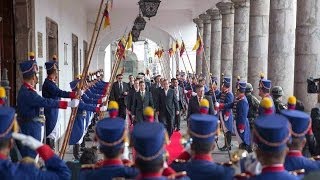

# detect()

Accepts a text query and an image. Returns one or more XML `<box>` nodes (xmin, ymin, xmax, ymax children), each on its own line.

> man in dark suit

<box><xmin>131</xmin><ymin>81</ymin><xmax>154</xmax><ymax>123</ymax></box>
<box><xmin>127</xmin><ymin>79</ymin><xmax>140</xmax><ymax>124</ymax></box>
<box><xmin>171</xmin><ymin>78</ymin><xmax>186</xmax><ymax>131</ymax></box>
<box><xmin>128</xmin><ymin>74</ymin><xmax>134</xmax><ymax>90</ymax></box>
<box><xmin>150</xmin><ymin>75</ymin><xmax>162</xmax><ymax>119</ymax></box>
<box><xmin>156</xmin><ymin>79</ymin><xmax>179</xmax><ymax>137</ymax></box>
<box><xmin>110</xmin><ymin>74</ymin><xmax>129</xmax><ymax>119</ymax></box>
<box><xmin>188</xmin><ymin>84</ymin><xmax>214</xmax><ymax>119</ymax></box>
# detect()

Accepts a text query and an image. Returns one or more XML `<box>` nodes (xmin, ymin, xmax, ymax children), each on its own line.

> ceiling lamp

<box><xmin>133</xmin><ymin>14</ymin><xmax>147</xmax><ymax>31</ymax></box>
<box><xmin>138</xmin><ymin>0</ymin><xmax>161</xmax><ymax>19</ymax></box>
<box><xmin>132</xmin><ymin>27</ymin><xmax>141</xmax><ymax>42</ymax></box>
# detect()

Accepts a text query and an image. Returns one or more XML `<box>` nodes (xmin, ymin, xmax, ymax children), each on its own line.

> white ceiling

<box><xmin>85</xmin><ymin>0</ymin><xmax>221</xmax><ymax>48</ymax></box>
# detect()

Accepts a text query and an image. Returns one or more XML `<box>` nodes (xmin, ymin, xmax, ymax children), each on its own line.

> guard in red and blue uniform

<box><xmin>68</xmin><ymin>80</ymin><xmax>107</xmax><ymax>160</ymax></box>
<box><xmin>132</xmin><ymin>122</ymin><xmax>189</xmax><ymax>180</ymax></box>
<box><xmin>42</xmin><ymin>61</ymin><xmax>77</xmax><ymax>149</ymax></box>
<box><xmin>249</xmin><ymin>114</ymin><xmax>299</xmax><ymax>180</ymax></box>
<box><xmin>219</xmin><ymin>81</ymin><xmax>251</xmax><ymax>152</ymax></box>
<box><xmin>258</xmin><ymin>79</ymin><xmax>275</xmax><ymax>115</ymax></box>
<box><xmin>170</xmin><ymin>114</ymin><xmax>235</xmax><ymax>179</ymax></box>
<box><xmin>0</xmin><ymin>106</ymin><xmax>71</xmax><ymax>180</ymax></box>
<box><xmin>217</xmin><ymin>77</ymin><xmax>234</xmax><ymax>151</ymax></box>
<box><xmin>79</xmin><ymin>117</ymin><xmax>139</xmax><ymax>180</ymax></box>
<box><xmin>281</xmin><ymin>98</ymin><xmax>320</xmax><ymax>175</ymax></box>
<box><xmin>17</xmin><ymin>60</ymin><xmax>79</xmax><ymax>158</ymax></box>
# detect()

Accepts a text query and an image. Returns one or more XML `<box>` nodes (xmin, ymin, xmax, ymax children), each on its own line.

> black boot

<box><xmin>46</xmin><ymin>138</ymin><xmax>55</xmax><ymax>150</ymax></box>
<box><xmin>73</xmin><ymin>144</ymin><xmax>80</xmax><ymax>160</ymax></box>
<box><xmin>219</xmin><ymin>132</ymin><xmax>232</xmax><ymax>151</ymax></box>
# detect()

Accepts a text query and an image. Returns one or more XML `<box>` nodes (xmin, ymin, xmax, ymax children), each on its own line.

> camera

<box><xmin>307</xmin><ymin>77</ymin><xmax>320</xmax><ymax>93</ymax></box>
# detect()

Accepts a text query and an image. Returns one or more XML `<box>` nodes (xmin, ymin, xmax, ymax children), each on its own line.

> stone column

<box><xmin>231</xmin><ymin>0</ymin><xmax>250</xmax><ymax>88</ymax></box>
<box><xmin>295</xmin><ymin>0</ymin><xmax>320</xmax><ymax>111</ymax></box>
<box><xmin>216</xmin><ymin>2</ymin><xmax>234</xmax><ymax>87</ymax></box>
<box><xmin>268</xmin><ymin>0</ymin><xmax>297</xmax><ymax>100</ymax></box>
<box><xmin>199</xmin><ymin>13</ymin><xmax>211</xmax><ymax>84</ymax></box>
<box><xmin>193</xmin><ymin>18</ymin><xmax>203</xmax><ymax>75</ymax></box>
<box><xmin>207</xmin><ymin>9</ymin><xmax>222</xmax><ymax>87</ymax></box>
<box><xmin>248</xmin><ymin>0</ymin><xmax>270</xmax><ymax>96</ymax></box>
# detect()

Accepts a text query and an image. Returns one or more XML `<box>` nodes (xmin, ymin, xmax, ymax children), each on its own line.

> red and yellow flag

<box><xmin>126</xmin><ymin>32</ymin><xmax>133</xmax><ymax>50</ymax></box>
<box><xmin>192</xmin><ymin>35</ymin><xmax>203</xmax><ymax>55</ymax></box>
<box><xmin>168</xmin><ymin>48</ymin><xmax>174</xmax><ymax>58</ymax></box>
<box><xmin>180</xmin><ymin>41</ymin><xmax>185</xmax><ymax>57</ymax></box>
<box><xmin>103</xmin><ymin>9</ymin><xmax>110</xmax><ymax>29</ymax></box>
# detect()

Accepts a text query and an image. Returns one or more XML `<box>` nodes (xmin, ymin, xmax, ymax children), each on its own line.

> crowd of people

<box><xmin>1</xmin><ymin>56</ymin><xmax>320</xmax><ymax>179</ymax></box>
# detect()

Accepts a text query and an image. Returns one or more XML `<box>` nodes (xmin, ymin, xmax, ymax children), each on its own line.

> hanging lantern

<box><xmin>138</xmin><ymin>0</ymin><xmax>161</xmax><ymax>19</ymax></box>
<box><xmin>132</xmin><ymin>27</ymin><xmax>141</xmax><ymax>42</ymax></box>
<box><xmin>133</xmin><ymin>14</ymin><xmax>147</xmax><ymax>31</ymax></box>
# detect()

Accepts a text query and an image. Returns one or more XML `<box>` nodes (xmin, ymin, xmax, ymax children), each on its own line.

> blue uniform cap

<box><xmin>132</xmin><ymin>122</ymin><xmax>166</xmax><ymax>161</ymax></box>
<box><xmin>253</xmin><ymin>114</ymin><xmax>291</xmax><ymax>152</ymax></box>
<box><xmin>95</xmin><ymin>118</ymin><xmax>126</xmax><ymax>149</ymax></box>
<box><xmin>211</xmin><ymin>77</ymin><xmax>218</xmax><ymax>85</ymax></box>
<box><xmin>280</xmin><ymin>110</ymin><xmax>311</xmax><ymax>138</ymax></box>
<box><xmin>222</xmin><ymin>77</ymin><xmax>231</xmax><ymax>87</ymax></box>
<box><xmin>0</xmin><ymin>107</ymin><xmax>15</xmax><ymax>139</ymax></box>
<box><xmin>19</xmin><ymin>60</ymin><xmax>38</xmax><ymax>77</ymax></box>
<box><xmin>237</xmin><ymin>81</ymin><xmax>247</xmax><ymax>92</ymax></box>
<box><xmin>259</xmin><ymin>79</ymin><xmax>272</xmax><ymax>90</ymax></box>
<box><xmin>69</xmin><ymin>80</ymin><xmax>79</xmax><ymax>91</ymax></box>
<box><xmin>45</xmin><ymin>61</ymin><xmax>59</xmax><ymax>71</ymax></box>
<box><xmin>189</xmin><ymin>114</ymin><xmax>218</xmax><ymax>142</ymax></box>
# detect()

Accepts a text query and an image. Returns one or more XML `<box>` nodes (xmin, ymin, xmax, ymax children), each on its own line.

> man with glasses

<box><xmin>110</xmin><ymin>74</ymin><xmax>129</xmax><ymax>119</ymax></box>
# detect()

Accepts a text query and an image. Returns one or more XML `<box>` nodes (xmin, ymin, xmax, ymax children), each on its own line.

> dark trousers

<box><xmin>119</xmin><ymin>105</ymin><xmax>126</xmax><ymax>119</ymax></box>
<box><xmin>160</xmin><ymin>112</ymin><xmax>174</xmax><ymax>137</ymax></box>
<box><xmin>174</xmin><ymin>101</ymin><xmax>182</xmax><ymax>130</ymax></box>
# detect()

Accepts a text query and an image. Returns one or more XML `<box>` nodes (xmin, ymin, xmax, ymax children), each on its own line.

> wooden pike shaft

<box><xmin>59</xmin><ymin>0</ymin><xmax>105</xmax><ymax>159</ymax></box>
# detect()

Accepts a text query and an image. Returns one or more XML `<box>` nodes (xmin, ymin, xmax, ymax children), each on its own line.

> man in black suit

<box><xmin>171</xmin><ymin>78</ymin><xmax>186</xmax><ymax>131</ymax></box>
<box><xmin>131</xmin><ymin>81</ymin><xmax>154</xmax><ymax>123</ymax></box>
<box><xmin>127</xmin><ymin>79</ymin><xmax>140</xmax><ymax>124</ymax></box>
<box><xmin>157</xmin><ymin>79</ymin><xmax>179</xmax><ymax>137</ymax></box>
<box><xmin>128</xmin><ymin>74</ymin><xmax>134</xmax><ymax>90</ymax></box>
<box><xmin>188</xmin><ymin>84</ymin><xmax>214</xmax><ymax>119</ymax></box>
<box><xmin>150</xmin><ymin>75</ymin><xmax>162</xmax><ymax>119</ymax></box>
<box><xmin>110</xmin><ymin>74</ymin><xmax>129</xmax><ymax>119</ymax></box>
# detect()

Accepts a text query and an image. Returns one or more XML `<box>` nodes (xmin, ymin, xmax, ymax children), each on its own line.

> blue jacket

<box><xmin>225</xmin><ymin>95</ymin><xmax>251</xmax><ymax>145</ymax></box>
<box><xmin>218</xmin><ymin>90</ymin><xmax>234</xmax><ymax>132</ymax></box>
<box><xmin>42</xmin><ymin>78</ymin><xmax>74</xmax><ymax>135</ymax></box>
<box><xmin>69</xmin><ymin>100</ymin><xmax>97</xmax><ymax>145</ymax></box>
<box><xmin>79</xmin><ymin>160</ymin><xmax>139</xmax><ymax>180</ymax></box>
<box><xmin>171</xmin><ymin>158</ymin><xmax>234</xmax><ymax>179</ymax></box>
<box><xmin>249</xmin><ymin>170</ymin><xmax>299</xmax><ymax>180</ymax></box>
<box><xmin>0</xmin><ymin>145</ymin><xmax>71</xmax><ymax>180</ymax></box>
<box><xmin>284</xmin><ymin>151</ymin><xmax>320</xmax><ymax>174</ymax></box>
<box><xmin>17</xmin><ymin>83</ymin><xmax>66</xmax><ymax>158</ymax></box>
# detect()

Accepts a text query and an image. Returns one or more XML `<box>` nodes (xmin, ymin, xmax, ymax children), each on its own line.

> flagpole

<box><xmin>59</xmin><ymin>0</ymin><xmax>106</xmax><ymax>159</ymax></box>
<box><xmin>178</xmin><ymin>31</ymin><xmax>195</xmax><ymax>75</ymax></box>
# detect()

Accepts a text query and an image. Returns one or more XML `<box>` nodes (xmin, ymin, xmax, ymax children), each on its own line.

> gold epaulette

<box><xmin>289</xmin><ymin>169</ymin><xmax>305</xmax><ymax>176</ymax></box>
<box><xmin>81</xmin><ymin>164</ymin><xmax>97</xmax><ymax>170</ymax></box>
<box><xmin>174</xmin><ymin>159</ymin><xmax>187</xmax><ymax>163</ymax></box>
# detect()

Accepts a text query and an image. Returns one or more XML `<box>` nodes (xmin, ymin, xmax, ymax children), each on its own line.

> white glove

<box><xmin>100</xmin><ymin>106</ymin><xmax>107</xmax><ymax>112</ymax></box>
<box><xmin>191</xmin><ymin>92</ymin><xmax>197</xmax><ymax>96</ymax></box>
<box><xmin>101</xmin><ymin>96</ymin><xmax>107</xmax><ymax>103</ymax></box>
<box><xmin>241</xmin><ymin>155</ymin><xmax>262</xmax><ymax>175</ymax></box>
<box><xmin>240</xmin><ymin>129</ymin><xmax>245</xmax><ymax>133</ymax></box>
<box><xmin>68</xmin><ymin>99</ymin><xmax>80</xmax><ymax>107</ymax></box>
<box><xmin>185</xmin><ymin>145</ymin><xmax>192</xmax><ymax>154</ymax></box>
<box><xmin>12</xmin><ymin>133</ymin><xmax>43</xmax><ymax>150</ymax></box>
<box><xmin>184</xmin><ymin>90</ymin><xmax>188</xmax><ymax>94</ymax></box>
<box><xmin>215</xmin><ymin>102</ymin><xmax>219</xmax><ymax>108</ymax></box>
<box><xmin>224</xmin><ymin>115</ymin><xmax>229</xmax><ymax>121</ymax></box>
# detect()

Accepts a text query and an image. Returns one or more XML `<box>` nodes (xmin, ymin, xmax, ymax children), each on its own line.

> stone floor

<box><xmin>63</xmin><ymin>117</ymin><xmax>239</xmax><ymax>163</ymax></box>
